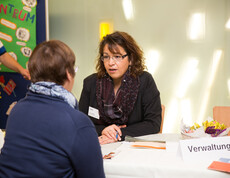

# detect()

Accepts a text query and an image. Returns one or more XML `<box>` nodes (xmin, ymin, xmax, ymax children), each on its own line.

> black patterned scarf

<box><xmin>96</xmin><ymin>71</ymin><xmax>140</xmax><ymax>125</ymax></box>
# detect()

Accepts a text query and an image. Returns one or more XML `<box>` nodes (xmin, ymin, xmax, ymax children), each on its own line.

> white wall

<box><xmin>48</xmin><ymin>0</ymin><xmax>230</xmax><ymax>133</ymax></box>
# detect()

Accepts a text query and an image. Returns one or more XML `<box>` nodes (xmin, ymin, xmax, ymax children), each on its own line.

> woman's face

<box><xmin>103</xmin><ymin>44</ymin><xmax>131</xmax><ymax>84</ymax></box>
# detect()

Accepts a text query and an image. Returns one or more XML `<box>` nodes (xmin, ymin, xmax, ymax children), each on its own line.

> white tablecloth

<box><xmin>101</xmin><ymin>133</ymin><xmax>229</xmax><ymax>178</ymax></box>
<box><xmin>0</xmin><ymin>130</ymin><xmax>4</xmax><ymax>151</ymax></box>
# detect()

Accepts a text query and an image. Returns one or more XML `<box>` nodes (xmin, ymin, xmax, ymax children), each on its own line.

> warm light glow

<box><xmin>225</xmin><ymin>18</ymin><xmax>230</xmax><ymax>29</ymax></box>
<box><xmin>197</xmin><ymin>50</ymin><xmax>222</xmax><ymax>123</ymax></box>
<box><xmin>165</xmin><ymin>59</ymin><xmax>199</xmax><ymax>133</ymax></box>
<box><xmin>100</xmin><ymin>22</ymin><xmax>113</xmax><ymax>40</ymax></box>
<box><xmin>163</xmin><ymin>99</ymin><xmax>179</xmax><ymax>133</ymax></box>
<box><xmin>176</xmin><ymin>58</ymin><xmax>199</xmax><ymax>98</ymax></box>
<box><xmin>188</xmin><ymin>13</ymin><xmax>205</xmax><ymax>40</ymax></box>
<box><xmin>228</xmin><ymin>79</ymin><xmax>230</xmax><ymax>96</ymax></box>
<box><xmin>197</xmin><ymin>91</ymin><xmax>209</xmax><ymax>125</ymax></box>
<box><xmin>122</xmin><ymin>0</ymin><xmax>134</xmax><ymax>20</ymax></box>
<box><xmin>207</xmin><ymin>50</ymin><xmax>222</xmax><ymax>88</ymax></box>
<box><xmin>181</xmin><ymin>99</ymin><xmax>193</xmax><ymax>126</ymax></box>
<box><xmin>145</xmin><ymin>50</ymin><xmax>160</xmax><ymax>75</ymax></box>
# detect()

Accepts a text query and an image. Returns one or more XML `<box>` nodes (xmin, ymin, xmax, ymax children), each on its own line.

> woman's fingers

<box><xmin>102</xmin><ymin>125</ymin><xmax>118</xmax><ymax>140</ymax></box>
<box><xmin>98</xmin><ymin>135</ymin><xmax>116</xmax><ymax>145</ymax></box>
<box><xmin>101</xmin><ymin>124</ymin><xmax>124</xmax><ymax>141</ymax></box>
<box><xmin>113</xmin><ymin>125</ymin><xmax>124</xmax><ymax>140</ymax></box>
<box><xmin>104</xmin><ymin>128</ymin><xmax>114</xmax><ymax>139</ymax></box>
<box><xmin>108</xmin><ymin>128</ymin><xmax>117</xmax><ymax>140</ymax></box>
<box><xmin>119</xmin><ymin>125</ymin><xmax>127</xmax><ymax>128</ymax></box>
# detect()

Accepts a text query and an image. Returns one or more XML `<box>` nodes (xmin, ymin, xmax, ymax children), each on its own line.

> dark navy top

<box><xmin>0</xmin><ymin>91</ymin><xmax>105</xmax><ymax>178</ymax></box>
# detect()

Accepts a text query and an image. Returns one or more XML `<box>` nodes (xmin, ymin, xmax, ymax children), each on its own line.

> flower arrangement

<box><xmin>191</xmin><ymin>120</ymin><xmax>227</xmax><ymax>137</ymax></box>
<box><xmin>181</xmin><ymin>118</ymin><xmax>229</xmax><ymax>138</ymax></box>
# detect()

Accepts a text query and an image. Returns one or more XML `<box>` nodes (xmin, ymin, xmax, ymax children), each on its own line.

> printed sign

<box><xmin>179</xmin><ymin>136</ymin><xmax>230</xmax><ymax>161</ymax></box>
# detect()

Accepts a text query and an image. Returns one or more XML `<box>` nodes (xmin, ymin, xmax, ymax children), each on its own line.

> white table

<box><xmin>0</xmin><ymin>129</ymin><xmax>4</xmax><ymax>151</ymax></box>
<box><xmin>101</xmin><ymin>133</ymin><xmax>229</xmax><ymax>178</ymax></box>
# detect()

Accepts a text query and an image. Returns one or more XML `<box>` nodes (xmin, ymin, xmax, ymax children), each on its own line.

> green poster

<box><xmin>0</xmin><ymin>0</ymin><xmax>37</xmax><ymax>72</ymax></box>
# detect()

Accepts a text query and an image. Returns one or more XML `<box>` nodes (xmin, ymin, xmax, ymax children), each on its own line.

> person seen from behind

<box><xmin>0</xmin><ymin>40</ymin><xmax>105</xmax><ymax>178</ymax></box>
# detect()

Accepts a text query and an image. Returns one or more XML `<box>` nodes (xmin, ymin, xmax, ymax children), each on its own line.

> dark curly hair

<box><xmin>96</xmin><ymin>31</ymin><xmax>146</xmax><ymax>78</ymax></box>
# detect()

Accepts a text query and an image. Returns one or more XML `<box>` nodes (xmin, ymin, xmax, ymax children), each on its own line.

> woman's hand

<box><xmin>20</xmin><ymin>68</ymin><xmax>31</xmax><ymax>80</ymax></box>
<box><xmin>101</xmin><ymin>124</ymin><xmax>126</xmax><ymax>141</ymax></box>
<box><xmin>98</xmin><ymin>135</ymin><xmax>116</xmax><ymax>145</ymax></box>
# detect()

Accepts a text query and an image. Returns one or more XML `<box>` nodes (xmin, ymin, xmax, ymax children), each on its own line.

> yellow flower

<box><xmin>202</xmin><ymin>120</ymin><xmax>227</xmax><ymax>131</ymax></box>
<box><xmin>194</xmin><ymin>123</ymin><xmax>200</xmax><ymax>128</ymax></box>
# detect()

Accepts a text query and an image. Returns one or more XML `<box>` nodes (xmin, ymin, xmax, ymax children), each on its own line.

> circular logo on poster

<box><xmin>16</xmin><ymin>28</ymin><xmax>30</xmax><ymax>42</ymax></box>
<box><xmin>22</xmin><ymin>0</ymin><xmax>37</xmax><ymax>8</ymax></box>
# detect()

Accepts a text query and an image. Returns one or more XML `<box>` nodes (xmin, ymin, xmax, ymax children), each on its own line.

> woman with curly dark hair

<box><xmin>79</xmin><ymin>31</ymin><xmax>162</xmax><ymax>144</ymax></box>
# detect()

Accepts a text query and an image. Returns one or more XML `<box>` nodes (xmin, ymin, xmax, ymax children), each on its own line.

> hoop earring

<box><xmin>128</xmin><ymin>65</ymin><xmax>131</xmax><ymax>74</ymax></box>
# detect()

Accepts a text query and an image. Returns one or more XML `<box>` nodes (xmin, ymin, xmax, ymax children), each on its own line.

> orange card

<box><xmin>208</xmin><ymin>161</ymin><xmax>230</xmax><ymax>173</ymax></box>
